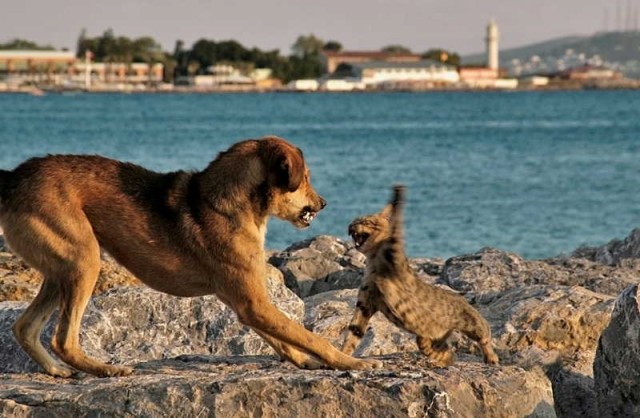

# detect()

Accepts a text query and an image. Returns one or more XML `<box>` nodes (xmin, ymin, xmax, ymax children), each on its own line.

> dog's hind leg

<box><xmin>253</xmin><ymin>329</ymin><xmax>324</xmax><ymax>369</ymax></box>
<box><xmin>13</xmin><ymin>278</ymin><xmax>76</xmax><ymax>377</ymax></box>
<box><xmin>49</xmin><ymin>230</ymin><xmax>133</xmax><ymax>377</ymax></box>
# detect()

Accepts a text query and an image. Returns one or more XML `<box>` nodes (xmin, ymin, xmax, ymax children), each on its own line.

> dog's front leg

<box><xmin>252</xmin><ymin>329</ymin><xmax>324</xmax><ymax>369</ymax></box>
<box><xmin>228</xmin><ymin>283</ymin><xmax>382</xmax><ymax>370</ymax></box>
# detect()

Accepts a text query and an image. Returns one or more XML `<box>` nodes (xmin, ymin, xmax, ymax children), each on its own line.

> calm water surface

<box><xmin>1</xmin><ymin>91</ymin><xmax>639</xmax><ymax>259</ymax></box>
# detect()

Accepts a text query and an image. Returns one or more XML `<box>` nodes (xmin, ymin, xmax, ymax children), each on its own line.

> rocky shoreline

<box><xmin>1</xmin><ymin>230</ymin><xmax>640</xmax><ymax>417</ymax></box>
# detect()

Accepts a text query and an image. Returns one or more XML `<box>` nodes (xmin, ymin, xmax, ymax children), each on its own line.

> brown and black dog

<box><xmin>0</xmin><ymin>136</ymin><xmax>382</xmax><ymax>377</ymax></box>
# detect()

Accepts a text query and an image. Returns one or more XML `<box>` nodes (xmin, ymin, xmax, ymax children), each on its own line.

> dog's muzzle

<box><xmin>299</xmin><ymin>208</ymin><xmax>317</xmax><ymax>226</ymax></box>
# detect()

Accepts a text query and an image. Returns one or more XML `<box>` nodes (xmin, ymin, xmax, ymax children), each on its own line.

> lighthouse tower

<box><xmin>486</xmin><ymin>19</ymin><xmax>499</xmax><ymax>70</ymax></box>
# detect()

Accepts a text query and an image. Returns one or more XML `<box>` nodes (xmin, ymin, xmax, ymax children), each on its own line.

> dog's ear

<box><xmin>264</xmin><ymin>140</ymin><xmax>304</xmax><ymax>192</ymax></box>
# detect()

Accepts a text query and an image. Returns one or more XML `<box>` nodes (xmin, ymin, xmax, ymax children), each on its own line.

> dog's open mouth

<box><xmin>299</xmin><ymin>209</ymin><xmax>317</xmax><ymax>226</ymax></box>
<box><xmin>351</xmin><ymin>232</ymin><xmax>370</xmax><ymax>248</ymax></box>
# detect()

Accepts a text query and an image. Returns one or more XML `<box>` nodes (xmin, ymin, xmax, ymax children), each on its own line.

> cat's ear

<box><xmin>380</xmin><ymin>203</ymin><xmax>393</xmax><ymax>219</ymax></box>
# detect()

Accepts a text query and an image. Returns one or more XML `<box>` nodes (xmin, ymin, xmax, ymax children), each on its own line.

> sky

<box><xmin>0</xmin><ymin>0</ymin><xmax>634</xmax><ymax>56</ymax></box>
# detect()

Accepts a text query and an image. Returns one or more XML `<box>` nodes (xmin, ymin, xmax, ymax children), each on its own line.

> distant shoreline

<box><xmin>2</xmin><ymin>83</ymin><xmax>640</xmax><ymax>95</ymax></box>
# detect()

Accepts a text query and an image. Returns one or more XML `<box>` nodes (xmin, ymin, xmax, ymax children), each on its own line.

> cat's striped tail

<box><xmin>384</xmin><ymin>184</ymin><xmax>407</xmax><ymax>266</ymax></box>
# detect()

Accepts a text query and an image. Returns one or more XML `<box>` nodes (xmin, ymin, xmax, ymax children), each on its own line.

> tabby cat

<box><xmin>341</xmin><ymin>185</ymin><xmax>499</xmax><ymax>367</ymax></box>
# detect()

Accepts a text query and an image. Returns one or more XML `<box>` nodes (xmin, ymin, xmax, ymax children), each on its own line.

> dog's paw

<box><xmin>46</xmin><ymin>364</ymin><xmax>76</xmax><ymax>378</ymax></box>
<box><xmin>97</xmin><ymin>365</ymin><xmax>134</xmax><ymax>378</ymax></box>
<box><xmin>485</xmin><ymin>354</ymin><xmax>500</xmax><ymax>366</ymax></box>
<box><xmin>299</xmin><ymin>357</ymin><xmax>325</xmax><ymax>370</ymax></box>
<box><xmin>354</xmin><ymin>358</ymin><xmax>383</xmax><ymax>370</ymax></box>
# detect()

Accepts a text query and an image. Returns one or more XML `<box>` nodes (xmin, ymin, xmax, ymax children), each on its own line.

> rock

<box><xmin>441</xmin><ymin>248</ymin><xmax>562</xmax><ymax>297</ymax></box>
<box><xmin>269</xmin><ymin>236</ymin><xmax>364</xmax><ymax>297</ymax></box>
<box><xmin>594</xmin><ymin>284</ymin><xmax>640</xmax><ymax>417</ymax></box>
<box><xmin>0</xmin><ymin>353</ymin><xmax>555</xmax><ymax>418</ymax></box>
<box><xmin>304</xmin><ymin>289</ymin><xmax>417</xmax><ymax>357</ymax></box>
<box><xmin>0</xmin><ymin>251</ymin><xmax>41</xmax><ymax>302</ymax></box>
<box><xmin>412</xmin><ymin>257</ymin><xmax>446</xmax><ymax>279</ymax></box>
<box><xmin>0</xmin><ymin>250</ymin><xmax>142</xmax><ymax>302</ymax></box>
<box><xmin>4</xmin><ymin>231</ymin><xmax>640</xmax><ymax>417</ymax></box>
<box><xmin>441</xmin><ymin>247</ymin><xmax>638</xmax><ymax>298</ymax></box>
<box><xmin>480</xmin><ymin>285</ymin><xmax>614</xmax><ymax>355</ymax></box>
<box><xmin>543</xmin><ymin>256</ymin><xmax>640</xmax><ymax>297</ymax></box>
<box><xmin>305</xmin><ymin>278</ymin><xmax>614</xmax><ymax>370</ymax></box>
<box><xmin>573</xmin><ymin>228</ymin><xmax>640</xmax><ymax>266</ymax></box>
<box><xmin>545</xmin><ymin>351</ymin><xmax>599</xmax><ymax>418</ymax></box>
<box><xmin>476</xmin><ymin>284</ymin><xmax>615</xmax><ymax>418</ymax></box>
<box><xmin>270</xmin><ymin>235</ymin><xmax>445</xmax><ymax>298</ymax></box>
<box><xmin>308</xmin><ymin>269</ymin><xmax>364</xmax><ymax>297</ymax></box>
<box><xmin>304</xmin><ymin>280</ymin><xmax>613</xmax><ymax>418</ymax></box>
<box><xmin>0</xmin><ymin>265</ymin><xmax>302</xmax><ymax>374</ymax></box>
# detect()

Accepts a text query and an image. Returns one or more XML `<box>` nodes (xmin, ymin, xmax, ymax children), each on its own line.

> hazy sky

<box><xmin>0</xmin><ymin>0</ymin><xmax>632</xmax><ymax>55</ymax></box>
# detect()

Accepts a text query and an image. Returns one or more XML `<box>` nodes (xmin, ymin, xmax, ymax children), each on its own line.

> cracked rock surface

<box><xmin>3</xmin><ymin>229</ymin><xmax>640</xmax><ymax>417</ymax></box>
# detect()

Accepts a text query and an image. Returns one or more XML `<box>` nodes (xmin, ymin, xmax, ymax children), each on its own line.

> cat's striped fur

<box><xmin>342</xmin><ymin>185</ymin><xmax>499</xmax><ymax>367</ymax></box>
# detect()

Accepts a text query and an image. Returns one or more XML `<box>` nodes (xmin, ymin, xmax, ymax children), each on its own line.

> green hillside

<box><xmin>462</xmin><ymin>31</ymin><xmax>640</xmax><ymax>66</ymax></box>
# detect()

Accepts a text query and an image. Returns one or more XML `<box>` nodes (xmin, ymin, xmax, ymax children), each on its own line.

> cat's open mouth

<box><xmin>350</xmin><ymin>232</ymin><xmax>370</xmax><ymax>248</ymax></box>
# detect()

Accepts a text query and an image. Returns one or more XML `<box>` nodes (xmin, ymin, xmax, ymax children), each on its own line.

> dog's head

<box><xmin>348</xmin><ymin>204</ymin><xmax>392</xmax><ymax>257</ymax></box>
<box><xmin>260</xmin><ymin>136</ymin><xmax>326</xmax><ymax>228</ymax></box>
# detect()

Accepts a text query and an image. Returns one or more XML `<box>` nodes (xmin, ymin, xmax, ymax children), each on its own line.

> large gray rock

<box><xmin>480</xmin><ymin>285</ymin><xmax>614</xmax><ymax>355</ymax></box>
<box><xmin>574</xmin><ymin>228</ymin><xmax>640</xmax><ymax>266</ymax></box>
<box><xmin>304</xmin><ymin>281</ymin><xmax>615</xmax><ymax>418</ymax></box>
<box><xmin>543</xmin><ymin>256</ymin><xmax>640</xmax><ymax>297</ymax></box>
<box><xmin>0</xmin><ymin>353</ymin><xmax>556</xmax><ymax>418</ymax></box>
<box><xmin>0</xmin><ymin>250</ymin><xmax>142</xmax><ymax>302</ymax></box>
<box><xmin>546</xmin><ymin>351</ymin><xmax>599</xmax><ymax>418</ymax></box>
<box><xmin>270</xmin><ymin>235</ymin><xmax>444</xmax><ymax>298</ymax></box>
<box><xmin>304</xmin><ymin>289</ymin><xmax>417</xmax><ymax>357</ymax></box>
<box><xmin>0</xmin><ymin>265</ymin><xmax>303</xmax><ymax>373</ymax></box>
<box><xmin>5</xmin><ymin>231</ymin><xmax>640</xmax><ymax>418</ymax></box>
<box><xmin>479</xmin><ymin>284</ymin><xmax>614</xmax><ymax>418</ymax></box>
<box><xmin>594</xmin><ymin>284</ymin><xmax>640</xmax><ymax>417</ymax></box>
<box><xmin>269</xmin><ymin>235</ymin><xmax>366</xmax><ymax>297</ymax></box>
<box><xmin>442</xmin><ymin>247</ymin><xmax>638</xmax><ymax>298</ymax></box>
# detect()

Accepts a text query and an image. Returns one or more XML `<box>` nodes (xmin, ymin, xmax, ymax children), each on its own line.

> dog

<box><xmin>0</xmin><ymin>136</ymin><xmax>382</xmax><ymax>377</ymax></box>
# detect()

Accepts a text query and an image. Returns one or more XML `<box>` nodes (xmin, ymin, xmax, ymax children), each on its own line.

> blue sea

<box><xmin>1</xmin><ymin>91</ymin><xmax>639</xmax><ymax>259</ymax></box>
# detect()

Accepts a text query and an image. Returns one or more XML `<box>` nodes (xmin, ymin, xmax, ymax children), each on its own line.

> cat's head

<box><xmin>348</xmin><ymin>203</ymin><xmax>392</xmax><ymax>257</ymax></box>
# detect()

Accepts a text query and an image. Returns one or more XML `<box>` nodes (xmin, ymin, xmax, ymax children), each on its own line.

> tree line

<box><xmin>3</xmin><ymin>31</ymin><xmax>461</xmax><ymax>82</ymax></box>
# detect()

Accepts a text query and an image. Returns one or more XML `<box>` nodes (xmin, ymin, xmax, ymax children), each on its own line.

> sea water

<box><xmin>0</xmin><ymin>90</ymin><xmax>639</xmax><ymax>259</ymax></box>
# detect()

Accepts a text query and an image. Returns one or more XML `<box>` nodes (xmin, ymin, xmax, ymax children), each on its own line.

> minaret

<box><xmin>486</xmin><ymin>19</ymin><xmax>499</xmax><ymax>70</ymax></box>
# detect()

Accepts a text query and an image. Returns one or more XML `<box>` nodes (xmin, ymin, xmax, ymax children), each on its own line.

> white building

<box><xmin>175</xmin><ymin>64</ymin><xmax>259</xmax><ymax>87</ymax></box>
<box><xmin>319</xmin><ymin>79</ymin><xmax>365</xmax><ymax>91</ymax></box>
<box><xmin>286</xmin><ymin>79</ymin><xmax>319</xmax><ymax>91</ymax></box>
<box><xmin>340</xmin><ymin>60</ymin><xmax>460</xmax><ymax>87</ymax></box>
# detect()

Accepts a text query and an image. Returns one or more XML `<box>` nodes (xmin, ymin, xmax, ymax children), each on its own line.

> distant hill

<box><xmin>462</xmin><ymin>31</ymin><xmax>640</xmax><ymax>77</ymax></box>
<box><xmin>462</xmin><ymin>35</ymin><xmax>588</xmax><ymax>65</ymax></box>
